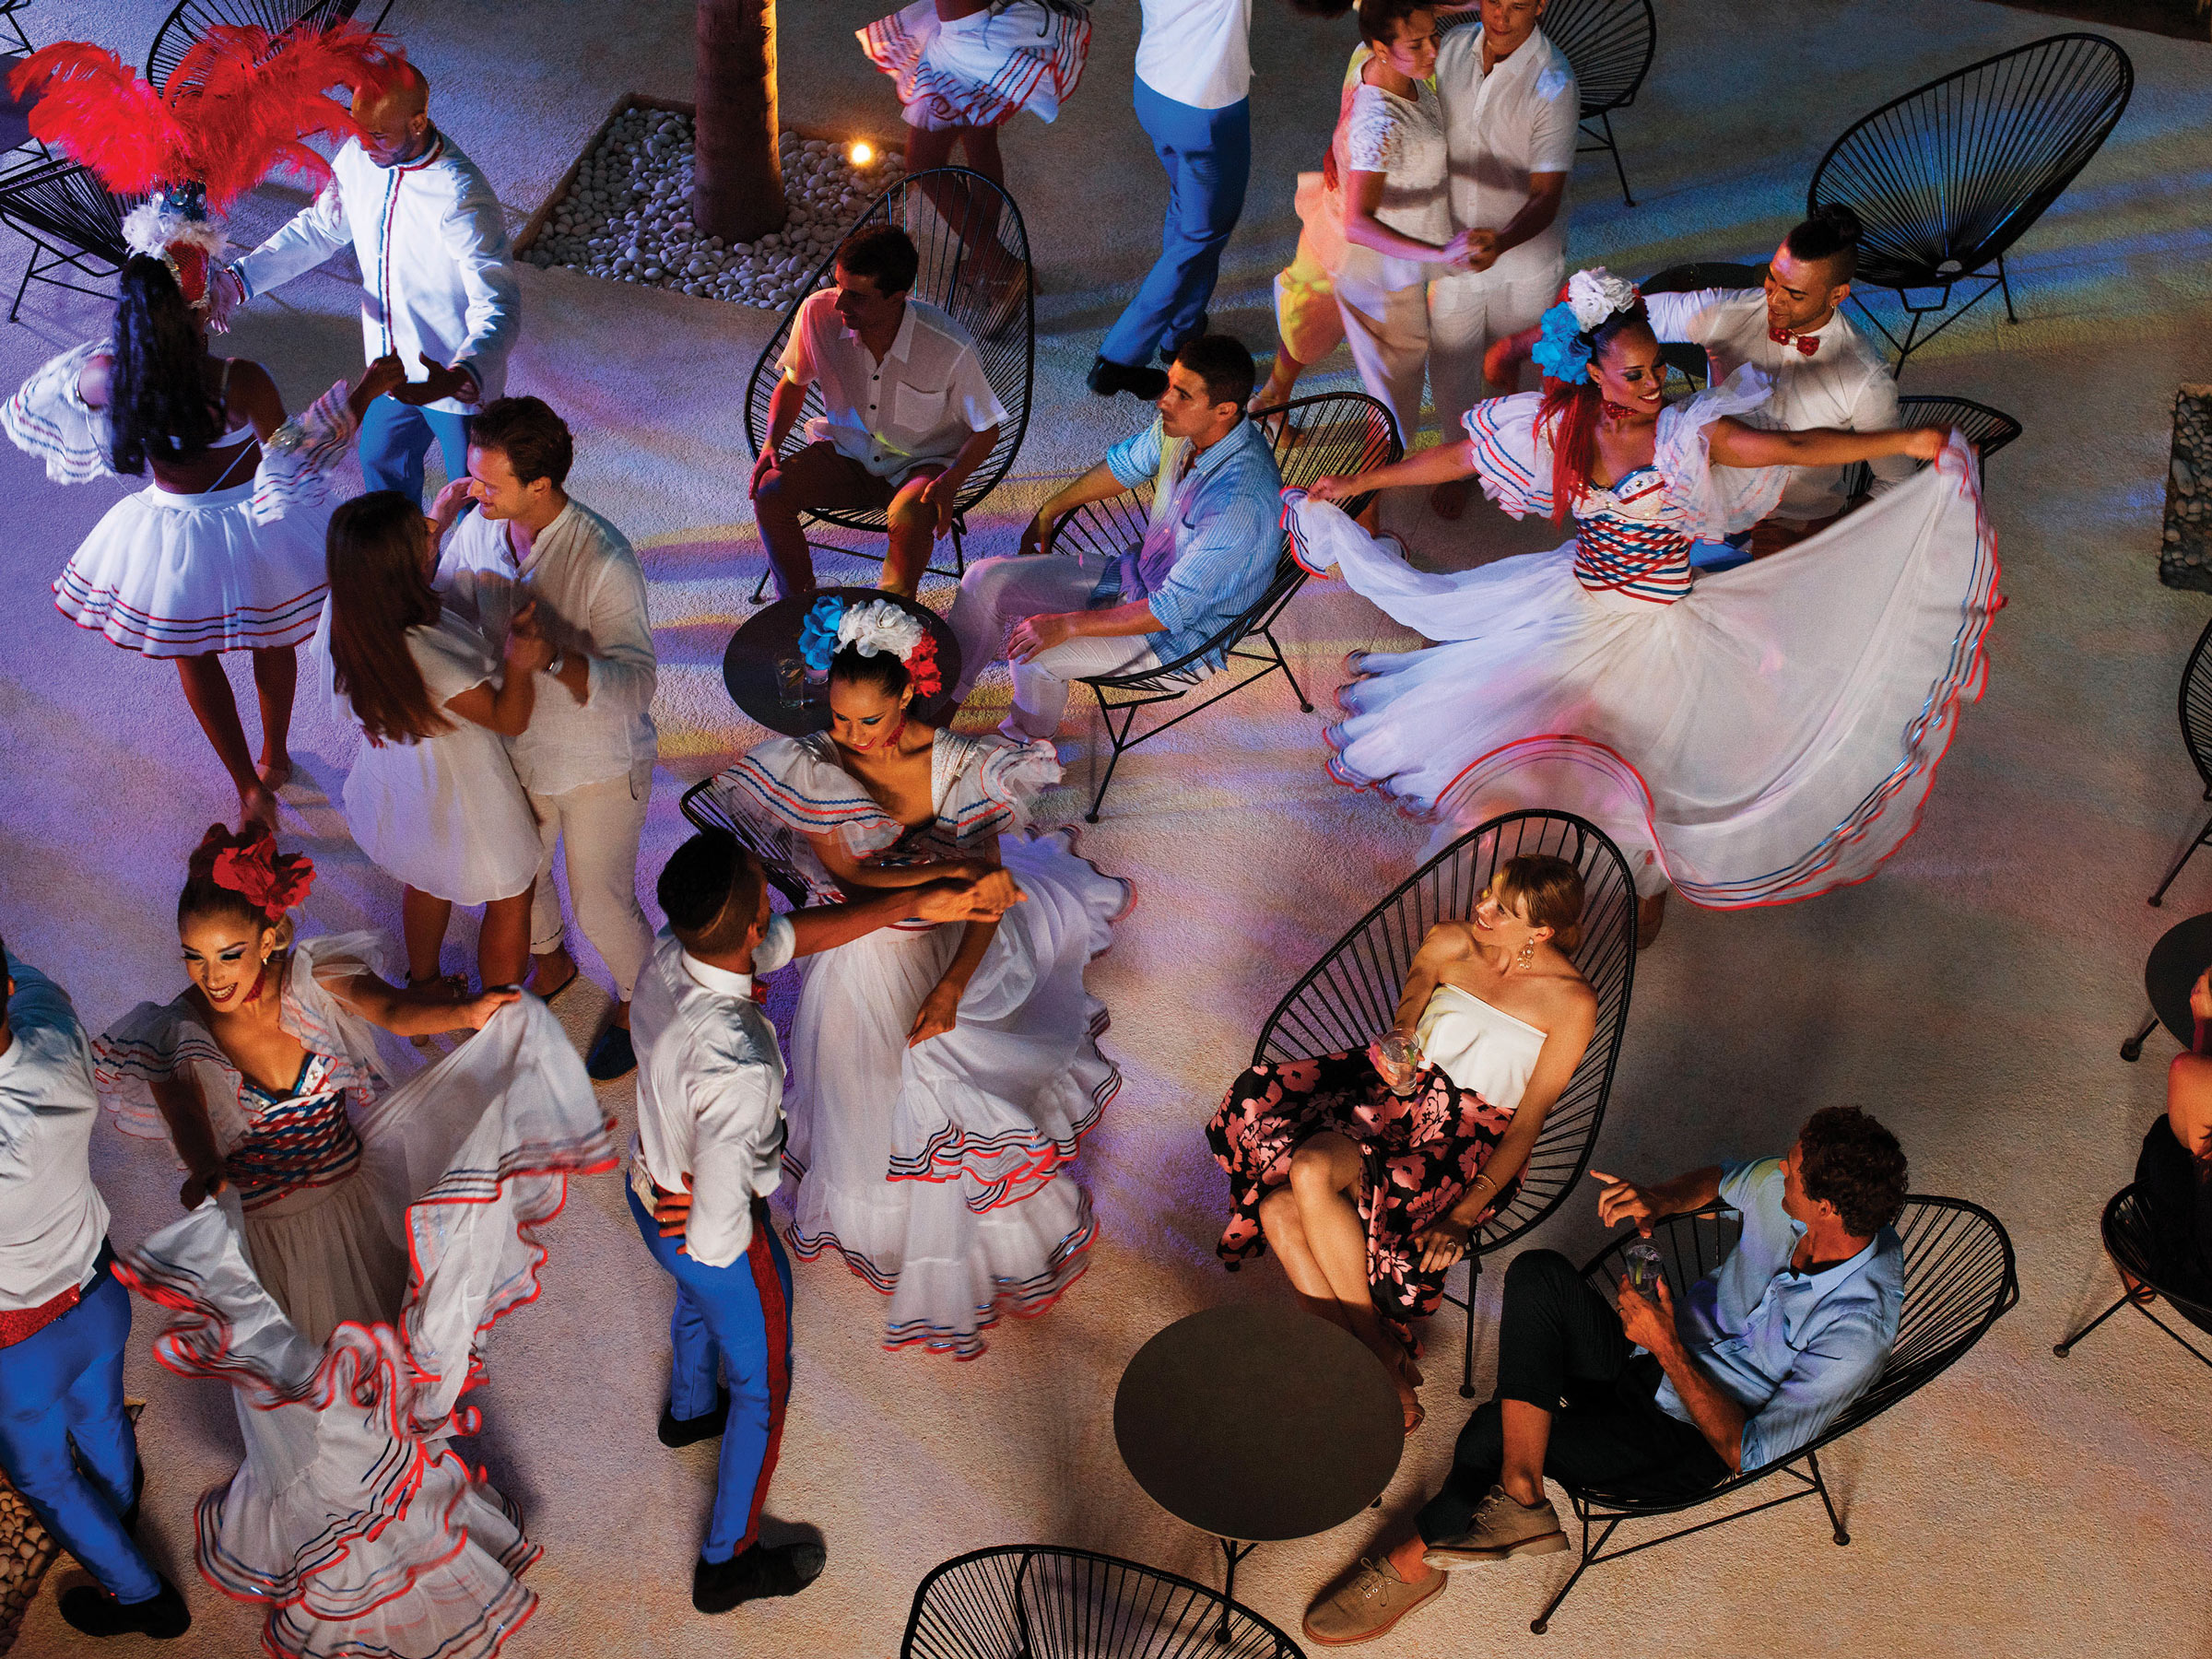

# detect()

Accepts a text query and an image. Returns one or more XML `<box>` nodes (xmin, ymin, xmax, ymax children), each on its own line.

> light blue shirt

<box><xmin>1653</xmin><ymin>1158</ymin><xmax>1904</xmax><ymax>1471</ymax></box>
<box><xmin>1099</xmin><ymin>414</ymin><xmax>1284</xmax><ymax>671</ymax></box>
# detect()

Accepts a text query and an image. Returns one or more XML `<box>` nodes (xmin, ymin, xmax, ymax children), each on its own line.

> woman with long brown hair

<box><xmin>1287</xmin><ymin>266</ymin><xmax>1995</xmax><ymax>941</ymax></box>
<box><xmin>317</xmin><ymin>490</ymin><xmax>547</xmax><ymax>991</ymax></box>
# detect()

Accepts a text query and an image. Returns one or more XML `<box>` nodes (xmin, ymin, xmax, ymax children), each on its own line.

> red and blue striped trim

<box><xmin>53</xmin><ymin>569</ymin><xmax>325</xmax><ymax>655</ymax></box>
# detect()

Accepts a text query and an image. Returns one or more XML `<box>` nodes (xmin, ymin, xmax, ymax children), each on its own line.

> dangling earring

<box><xmin>1517</xmin><ymin>936</ymin><xmax>1537</xmax><ymax>970</ymax></box>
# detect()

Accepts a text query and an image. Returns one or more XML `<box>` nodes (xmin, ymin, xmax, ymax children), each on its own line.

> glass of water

<box><xmin>775</xmin><ymin>656</ymin><xmax>808</xmax><ymax>708</ymax></box>
<box><xmin>1372</xmin><ymin>1032</ymin><xmax>1421</xmax><ymax>1096</ymax></box>
<box><xmin>1623</xmin><ymin>1240</ymin><xmax>1665</xmax><ymax>1295</ymax></box>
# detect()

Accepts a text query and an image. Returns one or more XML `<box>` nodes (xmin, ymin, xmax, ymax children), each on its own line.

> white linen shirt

<box><xmin>0</xmin><ymin>960</ymin><xmax>109</xmax><ymax>1312</ymax></box>
<box><xmin>237</xmin><ymin>132</ymin><xmax>519</xmax><ymax>416</ymax></box>
<box><xmin>1135</xmin><ymin>0</ymin><xmax>1253</xmax><ymax>110</ymax></box>
<box><xmin>436</xmin><ymin>499</ymin><xmax>659</xmax><ymax>797</ymax></box>
<box><xmin>778</xmin><ymin>292</ymin><xmax>1009</xmax><ymax>482</ymax></box>
<box><xmin>629</xmin><ymin>920</ymin><xmax>797</xmax><ymax>1270</ymax></box>
<box><xmin>1641</xmin><ymin>288</ymin><xmax>1912</xmax><ymax>521</ymax></box>
<box><xmin>1433</xmin><ymin>24</ymin><xmax>1578</xmax><ymax>287</ymax></box>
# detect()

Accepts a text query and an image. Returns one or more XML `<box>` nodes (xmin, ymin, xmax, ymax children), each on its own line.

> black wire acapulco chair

<box><xmin>740</xmin><ymin>165</ymin><xmax>1034</xmax><ymax>602</ymax></box>
<box><xmin>1839</xmin><ymin>394</ymin><xmax>2022</xmax><ymax>505</ymax></box>
<box><xmin>145</xmin><ymin>0</ymin><xmax>385</xmax><ymax>91</ymax></box>
<box><xmin>1439</xmin><ymin>0</ymin><xmax>1657</xmax><ymax>207</ymax></box>
<box><xmin>2148</xmin><ymin>615</ymin><xmax>2212</xmax><ymax>908</ymax></box>
<box><xmin>677</xmin><ymin>775</ymin><xmax>815</xmax><ymax>912</ymax></box>
<box><xmin>1806</xmin><ymin>32</ymin><xmax>2133</xmax><ymax>371</ymax></box>
<box><xmin>0</xmin><ymin>159</ymin><xmax>135</xmax><ymax>321</ymax></box>
<box><xmin>900</xmin><ymin>1547</ymin><xmax>1305</xmax><ymax>1659</ymax></box>
<box><xmin>1245</xmin><ymin>811</ymin><xmax>1638</xmax><ymax>1398</ymax></box>
<box><xmin>2053</xmin><ymin>1183</ymin><xmax>2212</xmax><ymax>1370</ymax></box>
<box><xmin>1531</xmin><ymin>1195</ymin><xmax>2018</xmax><ymax>1634</ymax></box>
<box><xmin>1061</xmin><ymin>389</ymin><xmax>1397</xmax><ymax>822</ymax></box>
<box><xmin>1637</xmin><ymin>261</ymin><xmax>1769</xmax><ymax>390</ymax></box>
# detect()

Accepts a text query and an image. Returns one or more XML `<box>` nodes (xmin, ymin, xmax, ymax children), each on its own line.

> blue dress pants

<box><xmin>629</xmin><ymin>1185</ymin><xmax>794</xmax><ymax>1563</ymax></box>
<box><xmin>1100</xmin><ymin>81</ymin><xmax>1252</xmax><ymax>370</ymax></box>
<box><xmin>0</xmin><ymin>1267</ymin><xmax>160</xmax><ymax>1604</ymax></box>
<box><xmin>358</xmin><ymin>394</ymin><xmax>472</xmax><ymax>503</ymax></box>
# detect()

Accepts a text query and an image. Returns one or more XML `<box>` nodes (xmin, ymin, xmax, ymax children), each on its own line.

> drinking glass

<box><xmin>1623</xmin><ymin>1240</ymin><xmax>1665</xmax><ymax>1295</ymax></box>
<box><xmin>1372</xmin><ymin>1032</ymin><xmax>1420</xmax><ymax>1096</ymax></box>
<box><xmin>775</xmin><ymin>656</ymin><xmax>808</xmax><ymax>708</ymax></box>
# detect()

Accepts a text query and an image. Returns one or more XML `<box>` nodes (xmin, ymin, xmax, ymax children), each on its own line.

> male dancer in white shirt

<box><xmin>431</xmin><ymin>396</ymin><xmax>656</xmax><ymax>1081</ymax></box>
<box><xmin>1427</xmin><ymin>0</ymin><xmax>1576</xmax><ymax>518</ymax></box>
<box><xmin>0</xmin><ymin>935</ymin><xmax>190</xmax><ymax>1641</ymax></box>
<box><xmin>219</xmin><ymin>58</ymin><xmax>519</xmax><ymax>504</ymax></box>
<box><xmin>629</xmin><ymin>834</ymin><xmax>1018</xmax><ymax>1612</ymax></box>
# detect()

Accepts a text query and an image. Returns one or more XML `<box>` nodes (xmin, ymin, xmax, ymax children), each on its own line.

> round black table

<box><xmin>2123</xmin><ymin>911</ymin><xmax>2212</xmax><ymax>1060</ymax></box>
<box><xmin>1114</xmin><ymin>1305</ymin><xmax>1403</xmax><ymax>1639</ymax></box>
<box><xmin>722</xmin><ymin>586</ymin><xmax>962</xmax><ymax>737</ymax></box>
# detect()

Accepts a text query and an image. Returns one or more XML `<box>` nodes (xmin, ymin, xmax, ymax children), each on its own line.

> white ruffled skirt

<box><xmin>861</xmin><ymin>0</ymin><xmax>1091</xmax><ymax>130</ymax></box>
<box><xmin>784</xmin><ymin>830</ymin><xmax>1126</xmax><ymax>1357</ymax></box>
<box><xmin>1290</xmin><ymin>439</ymin><xmax>2000</xmax><ymax>907</ymax></box>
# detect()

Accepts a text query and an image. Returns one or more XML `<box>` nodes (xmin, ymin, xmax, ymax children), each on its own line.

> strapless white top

<box><xmin>1414</xmin><ymin>983</ymin><xmax>1547</xmax><ymax>1111</ymax></box>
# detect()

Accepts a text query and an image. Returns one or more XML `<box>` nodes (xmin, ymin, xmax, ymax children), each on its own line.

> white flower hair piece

<box><xmin>1564</xmin><ymin>266</ymin><xmax>1640</xmax><ymax>333</ymax></box>
<box><xmin>836</xmin><ymin>598</ymin><xmax>927</xmax><ymax>664</ymax></box>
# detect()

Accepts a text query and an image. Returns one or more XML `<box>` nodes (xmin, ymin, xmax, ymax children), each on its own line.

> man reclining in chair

<box><xmin>947</xmin><ymin>335</ymin><xmax>1283</xmax><ymax>740</ymax></box>
<box><xmin>1302</xmin><ymin>1105</ymin><xmax>1907</xmax><ymax>1647</ymax></box>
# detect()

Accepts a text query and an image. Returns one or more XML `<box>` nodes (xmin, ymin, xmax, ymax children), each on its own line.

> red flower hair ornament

<box><xmin>211</xmin><ymin>835</ymin><xmax>315</xmax><ymax>921</ymax></box>
<box><xmin>906</xmin><ymin>633</ymin><xmax>944</xmax><ymax>700</ymax></box>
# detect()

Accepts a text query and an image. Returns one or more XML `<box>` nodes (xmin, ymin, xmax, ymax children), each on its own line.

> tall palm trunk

<box><xmin>693</xmin><ymin>0</ymin><xmax>788</xmax><ymax>242</ymax></box>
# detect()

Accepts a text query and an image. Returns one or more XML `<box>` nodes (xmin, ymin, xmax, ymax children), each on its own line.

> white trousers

<box><xmin>1334</xmin><ymin>273</ymin><xmax>1436</xmax><ymax>452</ymax></box>
<box><xmin>1427</xmin><ymin>267</ymin><xmax>1559</xmax><ymax>440</ymax></box>
<box><xmin>528</xmin><ymin>763</ymin><xmax>653</xmax><ymax>999</ymax></box>
<box><xmin>949</xmin><ymin>555</ymin><xmax>1160</xmax><ymax>737</ymax></box>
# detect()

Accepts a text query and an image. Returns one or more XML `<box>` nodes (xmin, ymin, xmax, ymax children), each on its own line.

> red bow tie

<box><xmin>1768</xmin><ymin>325</ymin><xmax>1820</xmax><ymax>358</ymax></box>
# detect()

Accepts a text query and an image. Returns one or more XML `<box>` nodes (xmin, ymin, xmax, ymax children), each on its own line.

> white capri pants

<box><xmin>528</xmin><ymin>762</ymin><xmax>654</xmax><ymax>1000</ymax></box>
<box><xmin>1428</xmin><ymin>266</ymin><xmax>1560</xmax><ymax>440</ymax></box>
<box><xmin>949</xmin><ymin>554</ymin><xmax>1160</xmax><ymax>738</ymax></box>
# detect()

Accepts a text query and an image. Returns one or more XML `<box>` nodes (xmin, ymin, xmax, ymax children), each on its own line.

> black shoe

<box><xmin>1088</xmin><ymin>355</ymin><xmax>1168</xmax><ymax>400</ymax></box>
<box><xmin>693</xmin><ymin>1541</ymin><xmax>827</xmax><ymax>1614</ymax></box>
<box><xmin>659</xmin><ymin>1388</ymin><xmax>731</xmax><ymax>1448</ymax></box>
<box><xmin>1159</xmin><ymin>314</ymin><xmax>1209</xmax><ymax>363</ymax></box>
<box><xmin>60</xmin><ymin>1576</ymin><xmax>192</xmax><ymax>1640</ymax></box>
<box><xmin>586</xmin><ymin>1024</ymin><xmax>637</xmax><ymax>1081</ymax></box>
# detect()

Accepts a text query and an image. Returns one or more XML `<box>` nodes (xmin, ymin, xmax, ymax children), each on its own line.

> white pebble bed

<box><xmin>520</xmin><ymin>106</ymin><xmax>905</xmax><ymax>310</ymax></box>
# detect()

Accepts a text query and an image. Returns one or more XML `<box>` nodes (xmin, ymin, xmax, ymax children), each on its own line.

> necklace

<box><xmin>1601</xmin><ymin>398</ymin><xmax>1642</xmax><ymax>421</ymax></box>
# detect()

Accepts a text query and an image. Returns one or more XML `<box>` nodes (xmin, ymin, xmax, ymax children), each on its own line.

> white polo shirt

<box><xmin>1135</xmin><ymin>0</ymin><xmax>1253</xmax><ymax>110</ymax></box>
<box><xmin>0</xmin><ymin>960</ymin><xmax>108</xmax><ymax>1314</ymax></box>
<box><xmin>1642</xmin><ymin>288</ymin><xmax>1912</xmax><ymax>522</ymax></box>
<box><xmin>1433</xmin><ymin>24</ymin><xmax>1578</xmax><ymax>287</ymax></box>
<box><xmin>779</xmin><ymin>291</ymin><xmax>1009</xmax><ymax>483</ymax></box>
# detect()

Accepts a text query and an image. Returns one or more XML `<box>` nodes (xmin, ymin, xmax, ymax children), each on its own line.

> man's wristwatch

<box><xmin>545</xmin><ymin>650</ymin><xmax>566</xmax><ymax>679</ymax></box>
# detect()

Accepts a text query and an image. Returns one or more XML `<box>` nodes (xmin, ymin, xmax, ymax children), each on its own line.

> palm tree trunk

<box><xmin>693</xmin><ymin>0</ymin><xmax>788</xmax><ymax>243</ymax></box>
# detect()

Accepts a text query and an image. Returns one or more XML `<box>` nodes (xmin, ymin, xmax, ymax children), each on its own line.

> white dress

<box><xmin>95</xmin><ymin>935</ymin><xmax>616</xmax><ymax>1659</ymax></box>
<box><xmin>2</xmin><ymin>339</ymin><xmax>350</xmax><ymax>657</ymax></box>
<box><xmin>1283</xmin><ymin>369</ymin><xmax>2000</xmax><ymax>906</ymax></box>
<box><xmin>320</xmin><ymin>608</ymin><xmax>542</xmax><ymax>906</ymax></box>
<box><xmin>861</xmin><ymin>1</ymin><xmax>1092</xmax><ymax>130</ymax></box>
<box><xmin>716</xmin><ymin>728</ymin><xmax>1128</xmax><ymax>1358</ymax></box>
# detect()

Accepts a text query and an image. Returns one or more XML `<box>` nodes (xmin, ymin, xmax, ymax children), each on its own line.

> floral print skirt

<box><xmin>1206</xmin><ymin>1049</ymin><xmax>1519</xmax><ymax>1342</ymax></box>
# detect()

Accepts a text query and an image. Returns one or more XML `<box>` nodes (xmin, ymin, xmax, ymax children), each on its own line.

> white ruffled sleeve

<box><xmin>91</xmin><ymin>996</ymin><xmax>254</xmax><ymax>1159</ymax></box>
<box><xmin>249</xmin><ymin>381</ymin><xmax>360</xmax><ymax>523</ymax></box>
<box><xmin>3</xmin><ymin>339</ymin><xmax>116</xmax><ymax>483</ymax></box>
<box><xmin>724</xmin><ymin>734</ymin><xmax>905</xmax><ymax>859</ymax></box>
<box><xmin>938</xmin><ymin>733</ymin><xmax>1061</xmax><ymax>844</ymax></box>
<box><xmin>1655</xmin><ymin>365</ymin><xmax>1787</xmax><ymax>540</ymax></box>
<box><xmin>1461</xmin><ymin>394</ymin><xmax>1556</xmax><ymax>520</ymax></box>
<box><xmin>294</xmin><ymin>932</ymin><xmax>417</xmax><ymax>1087</ymax></box>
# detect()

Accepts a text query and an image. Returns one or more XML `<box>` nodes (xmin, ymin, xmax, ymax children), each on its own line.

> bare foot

<box><xmin>529</xmin><ymin>947</ymin><xmax>580</xmax><ymax>1000</ymax></box>
<box><xmin>256</xmin><ymin>756</ymin><xmax>293</xmax><ymax>792</ymax></box>
<box><xmin>239</xmin><ymin>785</ymin><xmax>279</xmax><ymax>834</ymax></box>
<box><xmin>1636</xmin><ymin>890</ymin><xmax>1667</xmax><ymax>950</ymax></box>
<box><xmin>1430</xmin><ymin>479</ymin><xmax>1471</xmax><ymax>520</ymax></box>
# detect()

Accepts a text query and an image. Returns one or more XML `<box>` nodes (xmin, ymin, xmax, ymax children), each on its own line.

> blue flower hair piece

<box><xmin>1531</xmin><ymin>300</ymin><xmax>1593</xmax><ymax>383</ymax></box>
<box><xmin>797</xmin><ymin>596</ymin><xmax>845</xmax><ymax>673</ymax></box>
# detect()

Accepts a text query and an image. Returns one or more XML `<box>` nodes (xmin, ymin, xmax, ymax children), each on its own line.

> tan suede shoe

<box><xmin>1421</xmin><ymin>1484</ymin><xmax>1571</xmax><ymax>1567</ymax></box>
<box><xmin>1301</xmin><ymin>1556</ymin><xmax>1447</xmax><ymax>1647</ymax></box>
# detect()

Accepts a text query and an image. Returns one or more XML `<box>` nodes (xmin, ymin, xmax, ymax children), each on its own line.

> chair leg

<box><xmin>2122</xmin><ymin>1008</ymin><xmax>2159</xmax><ymax>1064</ymax></box>
<box><xmin>2053</xmin><ymin>1290</ymin><xmax>2133</xmax><ymax>1358</ymax></box>
<box><xmin>2147</xmin><ymin>808</ymin><xmax>2212</xmax><ymax>906</ymax></box>
<box><xmin>1085</xmin><ymin>696</ymin><xmax>1131</xmax><ymax>824</ymax></box>
<box><xmin>1460</xmin><ymin>1254</ymin><xmax>1481</xmax><ymax>1399</ymax></box>
<box><xmin>1601</xmin><ymin>112</ymin><xmax>1633</xmax><ymax>208</ymax></box>
<box><xmin>1528</xmin><ymin>1514</ymin><xmax>1612</xmax><ymax>1635</ymax></box>
<box><xmin>1996</xmin><ymin>252</ymin><xmax>2018</xmax><ymax>325</ymax></box>
<box><xmin>749</xmin><ymin>565</ymin><xmax>772</xmax><ymax>606</ymax></box>
<box><xmin>1265</xmin><ymin>626</ymin><xmax>1312</xmax><ymax>714</ymax></box>
<box><xmin>7</xmin><ymin>241</ymin><xmax>37</xmax><ymax>324</ymax></box>
<box><xmin>1806</xmin><ymin>1447</ymin><xmax>1849</xmax><ymax>1546</ymax></box>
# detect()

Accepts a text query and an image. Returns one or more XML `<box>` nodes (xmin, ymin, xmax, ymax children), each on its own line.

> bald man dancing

<box><xmin>218</xmin><ymin>58</ymin><xmax>520</xmax><ymax>502</ymax></box>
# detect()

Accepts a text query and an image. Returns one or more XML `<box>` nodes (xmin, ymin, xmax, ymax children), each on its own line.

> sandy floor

<box><xmin>6</xmin><ymin>1</ymin><xmax>2212</xmax><ymax>1655</ymax></box>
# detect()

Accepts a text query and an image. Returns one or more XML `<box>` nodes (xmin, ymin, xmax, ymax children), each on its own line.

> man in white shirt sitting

<box><xmin>629</xmin><ymin>833</ymin><xmax>1018</xmax><ymax>1614</ymax></box>
<box><xmin>751</xmin><ymin>226</ymin><xmax>1007</xmax><ymax>599</ymax></box>
<box><xmin>430</xmin><ymin>398</ymin><xmax>658</xmax><ymax>1081</ymax></box>
<box><xmin>1642</xmin><ymin>206</ymin><xmax>1910</xmax><ymax>557</ymax></box>
<box><xmin>222</xmin><ymin>58</ymin><xmax>518</xmax><ymax>505</ymax></box>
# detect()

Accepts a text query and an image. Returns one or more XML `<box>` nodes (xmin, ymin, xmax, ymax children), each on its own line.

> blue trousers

<box><xmin>1100</xmin><ymin>81</ymin><xmax>1251</xmax><ymax>370</ymax></box>
<box><xmin>358</xmin><ymin>395</ymin><xmax>471</xmax><ymax>503</ymax></box>
<box><xmin>628</xmin><ymin>1185</ymin><xmax>794</xmax><ymax>1563</ymax></box>
<box><xmin>0</xmin><ymin>1268</ymin><xmax>159</xmax><ymax>1604</ymax></box>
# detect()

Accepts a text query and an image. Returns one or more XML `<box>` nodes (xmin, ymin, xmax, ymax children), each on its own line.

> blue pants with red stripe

<box><xmin>358</xmin><ymin>394</ymin><xmax>471</xmax><ymax>504</ymax></box>
<box><xmin>628</xmin><ymin>1186</ymin><xmax>793</xmax><ymax>1563</ymax></box>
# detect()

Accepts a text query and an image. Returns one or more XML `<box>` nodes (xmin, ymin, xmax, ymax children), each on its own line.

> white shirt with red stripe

<box><xmin>236</xmin><ymin>132</ymin><xmax>519</xmax><ymax>417</ymax></box>
<box><xmin>0</xmin><ymin>959</ymin><xmax>108</xmax><ymax>1316</ymax></box>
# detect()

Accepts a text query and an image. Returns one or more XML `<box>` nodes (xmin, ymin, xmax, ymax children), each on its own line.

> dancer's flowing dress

<box><xmin>861</xmin><ymin>1</ymin><xmax>1092</xmax><ymax>129</ymax></box>
<box><xmin>94</xmin><ymin>936</ymin><xmax>615</xmax><ymax>1659</ymax></box>
<box><xmin>1208</xmin><ymin>985</ymin><xmax>1542</xmax><ymax>1344</ymax></box>
<box><xmin>717</xmin><ymin>729</ymin><xmax>1127</xmax><ymax>1358</ymax></box>
<box><xmin>1284</xmin><ymin>369</ymin><xmax>2000</xmax><ymax>905</ymax></box>
<box><xmin>3</xmin><ymin>339</ymin><xmax>352</xmax><ymax>655</ymax></box>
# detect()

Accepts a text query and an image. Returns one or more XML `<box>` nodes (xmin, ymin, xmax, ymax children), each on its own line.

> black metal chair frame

<box><xmin>1246</xmin><ymin>811</ymin><xmax>1638</xmax><ymax>1398</ymax></box>
<box><xmin>2147</xmin><ymin>614</ymin><xmax>2212</xmax><ymax>908</ymax></box>
<box><xmin>0</xmin><ymin>159</ymin><xmax>134</xmax><ymax>321</ymax></box>
<box><xmin>678</xmin><ymin>775</ymin><xmax>814</xmax><ymax>912</ymax></box>
<box><xmin>145</xmin><ymin>0</ymin><xmax>386</xmax><ymax>91</ymax></box>
<box><xmin>1840</xmin><ymin>394</ymin><xmax>2023</xmax><ymax>504</ymax></box>
<box><xmin>900</xmin><ymin>1545</ymin><xmax>1305</xmax><ymax>1659</ymax></box>
<box><xmin>1531</xmin><ymin>1194</ymin><xmax>2018</xmax><ymax>1634</ymax></box>
<box><xmin>2053</xmin><ymin>1183</ymin><xmax>2212</xmax><ymax>1369</ymax></box>
<box><xmin>1806</xmin><ymin>32</ymin><xmax>2133</xmax><ymax>371</ymax></box>
<box><xmin>1638</xmin><ymin>262</ymin><xmax>1770</xmax><ymax>390</ymax></box>
<box><xmin>1062</xmin><ymin>389</ymin><xmax>1398</xmax><ymax>822</ymax></box>
<box><xmin>0</xmin><ymin>3</ymin><xmax>33</xmax><ymax>58</ymax></box>
<box><xmin>740</xmin><ymin>165</ymin><xmax>1034</xmax><ymax>602</ymax></box>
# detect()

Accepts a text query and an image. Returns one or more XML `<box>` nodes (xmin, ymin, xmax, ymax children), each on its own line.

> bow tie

<box><xmin>1768</xmin><ymin>325</ymin><xmax>1820</xmax><ymax>358</ymax></box>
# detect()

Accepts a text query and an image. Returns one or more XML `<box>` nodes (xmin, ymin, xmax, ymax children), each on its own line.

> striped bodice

<box><xmin>1571</xmin><ymin>466</ymin><xmax>1696</xmax><ymax>605</ymax></box>
<box><xmin>227</xmin><ymin>1053</ymin><xmax>362</xmax><ymax>1210</ymax></box>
